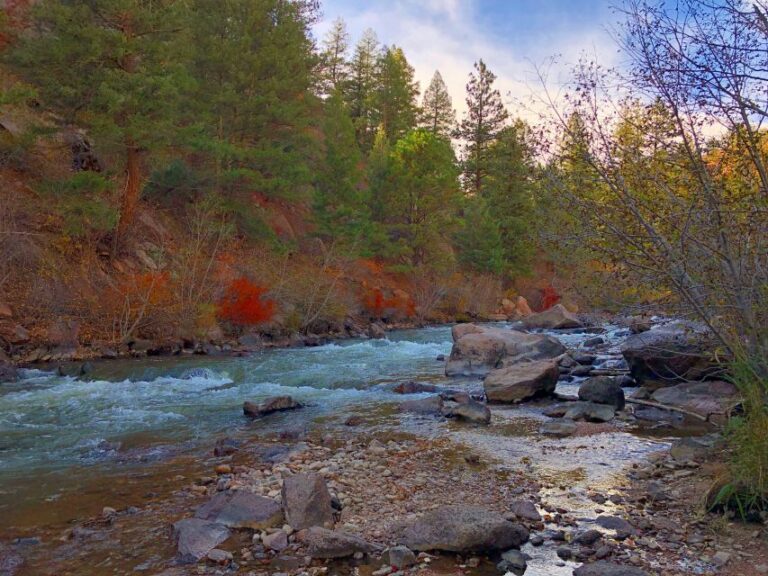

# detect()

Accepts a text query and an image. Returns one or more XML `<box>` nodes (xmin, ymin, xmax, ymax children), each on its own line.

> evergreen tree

<box><xmin>314</xmin><ymin>91</ymin><xmax>368</xmax><ymax>250</ymax></box>
<box><xmin>188</xmin><ymin>0</ymin><xmax>318</xmax><ymax>226</ymax></box>
<box><xmin>7</xmin><ymin>0</ymin><xmax>191</xmax><ymax>244</ymax></box>
<box><xmin>484</xmin><ymin>122</ymin><xmax>535</xmax><ymax>274</ymax></box>
<box><xmin>374</xmin><ymin>46</ymin><xmax>420</xmax><ymax>143</ymax></box>
<box><xmin>318</xmin><ymin>18</ymin><xmax>350</xmax><ymax>96</ymax></box>
<box><xmin>456</xmin><ymin>196</ymin><xmax>505</xmax><ymax>274</ymax></box>
<box><xmin>346</xmin><ymin>29</ymin><xmax>381</xmax><ymax>150</ymax></box>
<box><xmin>456</xmin><ymin>60</ymin><xmax>508</xmax><ymax>194</ymax></box>
<box><xmin>421</xmin><ymin>71</ymin><xmax>455</xmax><ymax>139</ymax></box>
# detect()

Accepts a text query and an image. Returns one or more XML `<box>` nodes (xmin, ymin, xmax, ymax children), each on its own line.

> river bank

<box><xmin>0</xmin><ymin>316</ymin><xmax>763</xmax><ymax>575</ymax></box>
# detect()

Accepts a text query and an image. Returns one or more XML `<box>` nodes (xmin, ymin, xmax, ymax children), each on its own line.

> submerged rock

<box><xmin>521</xmin><ymin>304</ymin><xmax>582</xmax><ymax>330</ymax></box>
<box><xmin>578</xmin><ymin>377</ymin><xmax>626</xmax><ymax>410</ymax></box>
<box><xmin>281</xmin><ymin>473</ymin><xmax>335</xmax><ymax>531</ymax></box>
<box><xmin>172</xmin><ymin>518</ymin><xmax>231</xmax><ymax>564</ymax></box>
<box><xmin>573</xmin><ymin>561</ymin><xmax>648</xmax><ymax>576</ymax></box>
<box><xmin>299</xmin><ymin>527</ymin><xmax>373</xmax><ymax>558</ymax></box>
<box><xmin>399</xmin><ymin>505</ymin><xmax>528</xmax><ymax>553</ymax></box>
<box><xmin>446</xmin><ymin>325</ymin><xmax>565</xmax><ymax>377</ymax></box>
<box><xmin>484</xmin><ymin>360</ymin><xmax>559</xmax><ymax>403</ymax></box>
<box><xmin>243</xmin><ymin>396</ymin><xmax>302</xmax><ymax>418</ymax></box>
<box><xmin>194</xmin><ymin>490</ymin><xmax>283</xmax><ymax>530</ymax></box>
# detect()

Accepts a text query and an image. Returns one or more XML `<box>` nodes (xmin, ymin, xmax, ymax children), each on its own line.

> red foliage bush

<box><xmin>218</xmin><ymin>277</ymin><xmax>275</xmax><ymax>326</ymax></box>
<box><xmin>363</xmin><ymin>287</ymin><xmax>415</xmax><ymax>319</ymax></box>
<box><xmin>540</xmin><ymin>286</ymin><xmax>561</xmax><ymax>311</ymax></box>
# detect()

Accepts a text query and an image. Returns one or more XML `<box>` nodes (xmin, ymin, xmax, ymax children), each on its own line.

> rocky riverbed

<box><xmin>0</xmin><ymin>313</ymin><xmax>765</xmax><ymax>575</ymax></box>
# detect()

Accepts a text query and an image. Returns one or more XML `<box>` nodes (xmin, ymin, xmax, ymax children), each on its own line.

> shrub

<box><xmin>218</xmin><ymin>277</ymin><xmax>275</xmax><ymax>326</ymax></box>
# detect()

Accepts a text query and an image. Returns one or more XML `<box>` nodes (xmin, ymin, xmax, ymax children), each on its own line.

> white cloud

<box><xmin>315</xmin><ymin>1</ymin><xmax>620</xmax><ymax>124</ymax></box>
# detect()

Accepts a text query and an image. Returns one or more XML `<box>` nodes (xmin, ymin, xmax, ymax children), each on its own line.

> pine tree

<box><xmin>314</xmin><ymin>91</ymin><xmax>368</xmax><ymax>250</ymax></box>
<box><xmin>7</xmin><ymin>0</ymin><xmax>191</xmax><ymax>245</ymax></box>
<box><xmin>346</xmin><ymin>29</ymin><xmax>381</xmax><ymax>150</ymax></box>
<box><xmin>374</xmin><ymin>46</ymin><xmax>420</xmax><ymax>143</ymax></box>
<box><xmin>421</xmin><ymin>71</ymin><xmax>455</xmax><ymax>139</ymax></box>
<box><xmin>318</xmin><ymin>18</ymin><xmax>350</xmax><ymax>96</ymax></box>
<box><xmin>456</xmin><ymin>60</ymin><xmax>508</xmax><ymax>194</ymax></box>
<box><xmin>456</xmin><ymin>196</ymin><xmax>505</xmax><ymax>274</ymax></box>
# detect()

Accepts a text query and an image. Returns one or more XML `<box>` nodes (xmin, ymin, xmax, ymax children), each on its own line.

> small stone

<box><xmin>556</xmin><ymin>546</ymin><xmax>572</xmax><ymax>560</ymax></box>
<box><xmin>712</xmin><ymin>551</ymin><xmax>731</xmax><ymax>567</ymax></box>
<box><xmin>383</xmin><ymin>546</ymin><xmax>417</xmax><ymax>569</ymax></box>
<box><xmin>207</xmin><ymin>549</ymin><xmax>233</xmax><ymax>565</ymax></box>
<box><xmin>263</xmin><ymin>530</ymin><xmax>289</xmax><ymax>552</ymax></box>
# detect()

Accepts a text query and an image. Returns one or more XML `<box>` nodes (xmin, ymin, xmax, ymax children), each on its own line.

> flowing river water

<box><xmin>0</xmin><ymin>322</ymin><xmax>706</xmax><ymax>575</ymax></box>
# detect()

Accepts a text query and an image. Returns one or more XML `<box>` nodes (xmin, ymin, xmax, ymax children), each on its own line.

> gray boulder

<box><xmin>172</xmin><ymin>518</ymin><xmax>231</xmax><ymax>564</ymax></box>
<box><xmin>194</xmin><ymin>490</ymin><xmax>283</xmax><ymax>529</ymax></box>
<box><xmin>446</xmin><ymin>325</ymin><xmax>565</xmax><ymax>377</ymax></box>
<box><xmin>300</xmin><ymin>527</ymin><xmax>373</xmax><ymax>558</ymax></box>
<box><xmin>522</xmin><ymin>304</ymin><xmax>582</xmax><ymax>330</ymax></box>
<box><xmin>442</xmin><ymin>399</ymin><xmax>491</xmax><ymax>424</ymax></box>
<box><xmin>382</xmin><ymin>546</ymin><xmax>417</xmax><ymax>569</ymax></box>
<box><xmin>651</xmin><ymin>381</ymin><xmax>740</xmax><ymax>422</ymax></box>
<box><xmin>484</xmin><ymin>360</ymin><xmax>559</xmax><ymax>403</ymax></box>
<box><xmin>541</xmin><ymin>420</ymin><xmax>578</xmax><ymax>437</ymax></box>
<box><xmin>243</xmin><ymin>396</ymin><xmax>302</xmax><ymax>418</ymax></box>
<box><xmin>281</xmin><ymin>473</ymin><xmax>335</xmax><ymax>530</ymax></box>
<box><xmin>573</xmin><ymin>561</ymin><xmax>648</xmax><ymax>576</ymax></box>
<box><xmin>399</xmin><ymin>395</ymin><xmax>444</xmax><ymax>415</ymax></box>
<box><xmin>621</xmin><ymin>322</ymin><xmax>719</xmax><ymax>386</ymax></box>
<box><xmin>498</xmin><ymin>549</ymin><xmax>528</xmax><ymax>575</ymax></box>
<box><xmin>509</xmin><ymin>499</ymin><xmax>542</xmax><ymax>522</ymax></box>
<box><xmin>399</xmin><ymin>505</ymin><xmax>528</xmax><ymax>553</ymax></box>
<box><xmin>595</xmin><ymin>516</ymin><xmax>636</xmax><ymax>539</ymax></box>
<box><xmin>579</xmin><ymin>377</ymin><xmax>625</xmax><ymax>410</ymax></box>
<box><xmin>0</xmin><ymin>361</ymin><xmax>18</xmax><ymax>383</ymax></box>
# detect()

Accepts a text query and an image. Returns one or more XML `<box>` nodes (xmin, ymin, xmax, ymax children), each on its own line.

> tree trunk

<box><xmin>114</xmin><ymin>143</ymin><xmax>141</xmax><ymax>250</ymax></box>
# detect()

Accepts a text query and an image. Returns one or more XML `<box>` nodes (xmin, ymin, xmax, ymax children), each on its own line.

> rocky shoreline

<box><xmin>1</xmin><ymin>309</ymin><xmax>764</xmax><ymax>576</ymax></box>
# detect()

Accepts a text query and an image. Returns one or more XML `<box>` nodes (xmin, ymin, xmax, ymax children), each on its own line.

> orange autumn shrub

<box><xmin>540</xmin><ymin>285</ymin><xmax>561</xmax><ymax>311</ymax></box>
<box><xmin>218</xmin><ymin>277</ymin><xmax>275</xmax><ymax>326</ymax></box>
<box><xmin>363</xmin><ymin>287</ymin><xmax>415</xmax><ymax>319</ymax></box>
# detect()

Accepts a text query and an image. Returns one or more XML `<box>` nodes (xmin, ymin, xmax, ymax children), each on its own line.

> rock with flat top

<box><xmin>281</xmin><ymin>473</ymin><xmax>334</xmax><ymax>530</ymax></box>
<box><xmin>579</xmin><ymin>377</ymin><xmax>625</xmax><ymax>409</ymax></box>
<box><xmin>442</xmin><ymin>400</ymin><xmax>491</xmax><ymax>424</ymax></box>
<box><xmin>195</xmin><ymin>490</ymin><xmax>283</xmax><ymax>530</ymax></box>
<box><xmin>484</xmin><ymin>360</ymin><xmax>559</xmax><ymax>402</ymax></box>
<box><xmin>172</xmin><ymin>518</ymin><xmax>231</xmax><ymax>564</ymax></box>
<box><xmin>299</xmin><ymin>527</ymin><xmax>373</xmax><ymax>558</ymax></box>
<box><xmin>446</xmin><ymin>325</ymin><xmax>565</xmax><ymax>377</ymax></box>
<box><xmin>573</xmin><ymin>561</ymin><xmax>648</xmax><ymax>576</ymax></box>
<box><xmin>243</xmin><ymin>396</ymin><xmax>302</xmax><ymax>418</ymax></box>
<box><xmin>399</xmin><ymin>505</ymin><xmax>528</xmax><ymax>553</ymax></box>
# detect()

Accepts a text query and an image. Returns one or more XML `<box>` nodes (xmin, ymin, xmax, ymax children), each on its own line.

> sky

<box><xmin>313</xmin><ymin>0</ymin><xmax>621</xmax><ymax>121</ymax></box>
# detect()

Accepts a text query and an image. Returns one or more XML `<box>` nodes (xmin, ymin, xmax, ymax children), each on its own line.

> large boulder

<box><xmin>446</xmin><ymin>325</ymin><xmax>565</xmax><ymax>377</ymax></box>
<box><xmin>243</xmin><ymin>396</ymin><xmax>302</xmax><ymax>418</ymax></box>
<box><xmin>573</xmin><ymin>561</ymin><xmax>648</xmax><ymax>576</ymax></box>
<box><xmin>579</xmin><ymin>377</ymin><xmax>626</xmax><ymax>410</ymax></box>
<box><xmin>621</xmin><ymin>322</ymin><xmax>719</xmax><ymax>386</ymax></box>
<box><xmin>194</xmin><ymin>490</ymin><xmax>283</xmax><ymax>530</ymax></box>
<box><xmin>651</xmin><ymin>381</ymin><xmax>740</xmax><ymax>422</ymax></box>
<box><xmin>521</xmin><ymin>304</ymin><xmax>582</xmax><ymax>330</ymax></box>
<box><xmin>399</xmin><ymin>505</ymin><xmax>529</xmax><ymax>553</ymax></box>
<box><xmin>299</xmin><ymin>527</ymin><xmax>373</xmax><ymax>558</ymax></box>
<box><xmin>484</xmin><ymin>360</ymin><xmax>559</xmax><ymax>403</ymax></box>
<box><xmin>281</xmin><ymin>473</ymin><xmax>335</xmax><ymax>531</ymax></box>
<box><xmin>172</xmin><ymin>518</ymin><xmax>231</xmax><ymax>564</ymax></box>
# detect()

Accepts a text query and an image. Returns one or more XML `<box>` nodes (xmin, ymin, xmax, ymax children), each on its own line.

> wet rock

<box><xmin>393</xmin><ymin>381</ymin><xmax>439</xmax><ymax>394</ymax></box>
<box><xmin>213</xmin><ymin>438</ymin><xmax>241</xmax><ymax>457</ymax></box>
<box><xmin>344</xmin><ymin>415</ymin><xmax>363</xmax><ymax>426</ymax></box>
<box><xmin>382</xmin><ymin>546</ymin><xmax>417</xmax><ymax>569</ymax></box>
<box><xmin>498</xmin><ymin>549</ymin><xmax>528</xmax><ymax>575</ymax></box>
<box><xmin>595</xmin><ymin>516</ymin><xmax>636</xmax><ymax>539</ymax></box>
<box><xmin>299</xmin><ymin>527</ymin><xmax>373</xmax><ymax>558</ymax></box>
<box><xmin>0</xmin><ymin>361</ymin><xmax>18</xmax><ymax>383</ymax></box>
<box><xmin>281</xmin><ymin>473</ymin><xmax>335</xmax><ymax>531</ymax></box>
<box><xmin>571</xmin><ymin>365</ymin><xmax>594</xmax><ymax>377</ymax></box>
<box><xmin>442</xmin><ymin>399</ymin><xmax>491</xmax><ymax>424</ymax></box>
<box><xmin>530</xmin><ymin>535</ymin><xmax>545</xmax><ymax>546</ymax></box>
<box><xmin>573</xmin><ymin>561</ymin><xmax>649</xmax><ymax>576</ymax></box>
<box><xmin>484</xmin><ymin>360</ymin><xmax>559</xmax><ymax>403</ymax></box>
<box><xmin>194</xmin><ymin>491</ymin><xmax>283</xmax><ymax>530</ymax></box>
<box><xmin>584</xmin><ymin>336</ymin><xmax>605</xmax><ymax>348</ymax></box>
<box><xmin>633</xmin><ymin>406</ymin><xmax>683</xmax><ymax>425</ymax></box>
<box><xmin>399</xmin><ymin>505</ymin><xmax>529</xmax><ymax>553</ymax></box>
<box><xmin>556</xmin><ymin>546</ymin><xmax>572</xmax><ymax>560</ymax></box>
<box><xmin>564</xmin><ymin>401</ymin><xmax>615</xmax><ymax>422</ymax></box>
<box><xmin>573</xmin><ymin>353</ymin><xmax>597</xmax><ymax>365</ymax></box>
<box><xmin>368</xmin><ymin>323</ymin><xmax>386</xmax><ymax>339</ymax></box>
<box><xmin>621</xmin><ymin>322</ymin><xmax>718</xmax><ymax>386</ymax></box>
<box><xmin>669</xmin><ymin>435</ymin><xmax>720</xmax><ymax>462</ymax></box>
<box><xmin>541</xmin><ymin>420</ymin><xmax>577</xmax><ymax>437</ymax></box>
<box><xmin>172</xmin><ymin>518</ymin><xmax>231</xmax><ymax>564</ymax></box>
<box><xmin>522</xmin><ymin>304</ymin><xmax>582</xmax><ymax>330</ymax></box>
<box><xmin>243</xmin><ymin>396</ymin><xmax>302</xmax><ymax>418</ymax></box>
<box><xmin>446</xmin><ymin>325</ymin><xmax>565</xmax><ymax>377</ymax></box>
<box><xmin>650</xmin><ymin>381</ymin><xmax>740</xmax><ymax>421</ymax></box>
<box><xmin>509</xmin><ymin>499</ymin><xmax>541</xmax><ymax>521</ymax></box>
<box><xmin>578</xmin><ymin>377</ymin><xmax>625</xmax><ymax>409</ymax></box>
<box><xmin>399</xmin><ymin>395</ymin><xmax>444</xmax><ymax>415</ymax></box>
